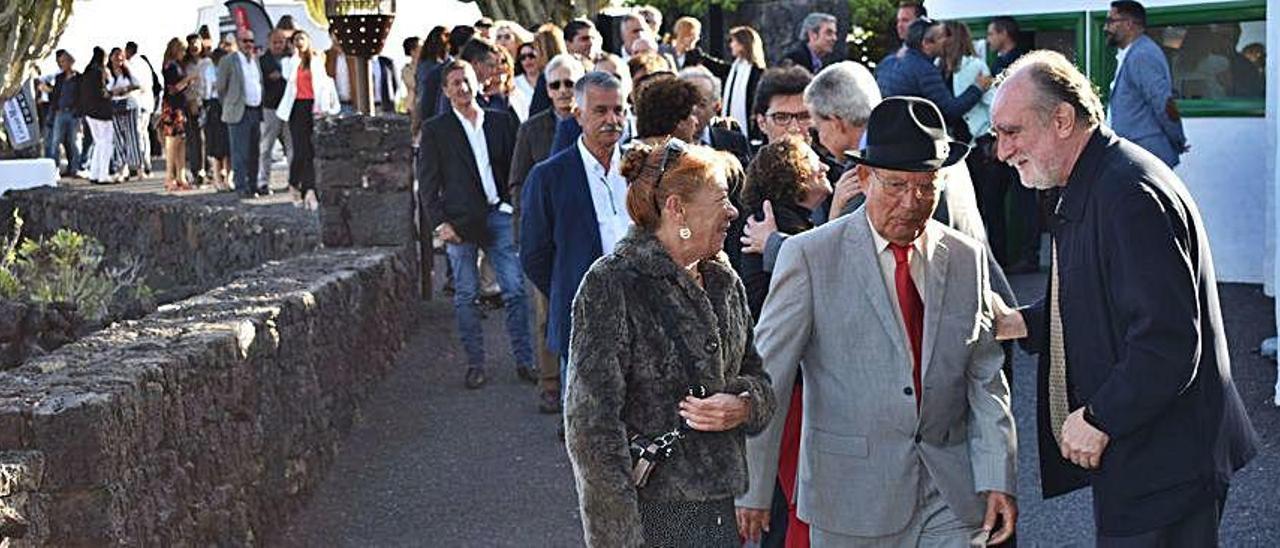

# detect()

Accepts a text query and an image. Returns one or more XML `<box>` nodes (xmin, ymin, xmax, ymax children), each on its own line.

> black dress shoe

<box><xmin>538</xmin><ymin>389</ymin><xmax>561</xmax><ymax>414</ymax></box>
<box><xmin>464</xmin><ymin>366</ymin><xmax>487</xmax><ymax>389</ymax></box>
<box><xmin>516</xmin><ymin>365</ymin><xmax>538</xmax><ymax>385</ymax></box>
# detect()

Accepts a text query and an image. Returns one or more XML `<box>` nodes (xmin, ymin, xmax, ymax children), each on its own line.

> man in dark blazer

<box><xmin>419</xmin><ymin>59</ymin><xmax>534</xmax><ymax>390</ymax></box>
<box><xmin>783</xmin><ymin>13</ymin><xmax>838</xmax><ymax>74</ymax></box>
<box><xmin>508</xmin><ymin>53</ymin><xmax>585</xmax><ymax>413</ymax></box>
<box><xmin>521</xmin><ymin>72</ymin><xmax>629</xmax><ymax>400</ymax></box>
<box><xmin>991</xmin><ymin>51</ymin><xmax>1256</xmax><ymax>545</ymax></box>
<box><xmin>680</xmin><ymin>65</ymin><xmax>750</xmax><ymax>167</ymax></box>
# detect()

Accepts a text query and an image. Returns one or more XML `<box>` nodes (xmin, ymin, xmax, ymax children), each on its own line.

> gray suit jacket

<box><xmin>216</xmin><ymin>52</ymin><xmax>262</xmax><ymax>124</ymax></box>
<box><xmin>738</xmin><ymin>210</ymin><xmax>1015</xmax><ymax>538</ymax></box>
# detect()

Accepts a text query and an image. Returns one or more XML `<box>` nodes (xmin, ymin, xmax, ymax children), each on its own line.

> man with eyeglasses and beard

<box><xmin>508</xmin><ymin>53</ymin><xmax>587</xmax><ymax>415</ymax></box>
<box><xmin>521</xmin><ymin>72</ymin><xmax>631</xmax><ymax>426</ymax></box>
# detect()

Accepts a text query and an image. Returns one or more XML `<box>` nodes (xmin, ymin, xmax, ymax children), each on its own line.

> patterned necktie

<box><xmin>890</xmin><ymin>244</ymin><xmax>924</xmax><ymax>409</ymax></box>
<box><xmin>1048</xmin><ymin>241</ymin><xmax>1070</xmax><ymax>442</ymax></box>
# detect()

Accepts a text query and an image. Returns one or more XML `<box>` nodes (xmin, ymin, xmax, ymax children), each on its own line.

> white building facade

<box><xmin>929</xmin><ymin>0</ymin><xmax>1279</xmax><ymax>343</ymax></box>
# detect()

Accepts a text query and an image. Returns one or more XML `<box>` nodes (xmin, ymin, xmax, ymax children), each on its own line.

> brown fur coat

<box><xmin>564</xmin><ymin>228</ymin><xmax>777</xmax><ymax>547</ymax></box>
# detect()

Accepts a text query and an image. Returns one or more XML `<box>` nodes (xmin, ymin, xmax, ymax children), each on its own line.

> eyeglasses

<box><xmin>547</xmin><ymin>79</ymin><xmax>575</xmax><ymax>91</ymax></box>
<box><xmin>652</xmin><ymin>138</ymin><xmax>689</xmax><ymax>209</ymax></box>
<box><xmin>869</xmin><ymin>169</ymin><xmax>944</xmax><ymax>199</ymax></box>
<box><xmin>766</xmin><ymin>111</ymin><xmax>811</xmax><ymax>125</ymax></box>
<box><xmin>497</xmin><ymin>33</ymin><xmax>514</xmax><ymax>41</ymax></box>
<box><xmin>519</xmin><ymin>53</ymin><xmax>538</xmax><ymax>61</ymax></box>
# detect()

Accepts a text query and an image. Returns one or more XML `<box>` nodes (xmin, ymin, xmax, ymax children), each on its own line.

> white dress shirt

<box><xmin>868</xmin><ymin>214</ymin><xmax>931</xmax><ymax>347</ymax></box>
<box><xmin>1107</xmin><ymin>43</ymin><xmax>1132</xmax><ymax>123</ymax></box>
<box><xmin>335</xmin><ymin>52</ymin><xmax>351</xmax><ymax>102</ymax></box>
<box><xmin>723</xmin><ymin>59</ymin><xmax>753</xmax><ymax>138</ymax></box>
<box><xmin>453</xmin><ymin>107</ymin><xmax>508</xmax><ymax>211</ymax></box>
<box><xmin>238</xmin><ymin>52</ymin><xmax>262</xmax><ymax>107</ymax></box>
<box><xmin>576</xmin><ymin>136</ymin><xmax>631</xmax><ymax>255</ymax></box>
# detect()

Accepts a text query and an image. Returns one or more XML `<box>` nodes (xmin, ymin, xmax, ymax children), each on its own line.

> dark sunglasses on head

<box><xmin>547</xmin><ymin>79</ymin><xmax>575</xmax><ymax>91</ymax></box>
<box><xmin>651</xmin><ymin>138</ymin><xmax>689</xmax><ymax>209</ymax></box>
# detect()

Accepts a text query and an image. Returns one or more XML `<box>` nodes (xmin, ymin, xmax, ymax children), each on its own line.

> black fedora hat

<box><xmin>846</xmin><ymin>96</ymin><xmax>969</xmax><ymax>172</ymax></box>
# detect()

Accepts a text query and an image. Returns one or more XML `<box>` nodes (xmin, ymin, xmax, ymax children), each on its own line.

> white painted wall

<box><xmin>929</xmin><ymin>0</ymin><xmax>1275</xmax><ymax>284</ymax></box>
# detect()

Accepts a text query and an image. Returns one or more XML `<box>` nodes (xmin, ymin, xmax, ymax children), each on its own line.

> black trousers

<box><xmin>1096</xmin><ymin>490</ymin><xmax>1227</xmax><ymax>548</ymax></box>
<box><xmin>185</xmin><ymin>109</ymin><xmax>204</xmax><ymax>179</ymax></box>
<box><xmin>968</xmin><ymin>136</ymin><xmax>1014</xmax><ymax>265</ymax></box>
<box><xmin>287</xmin><ymin>100</ymin><xmax>315</xmax><ymax>192</ymax></box>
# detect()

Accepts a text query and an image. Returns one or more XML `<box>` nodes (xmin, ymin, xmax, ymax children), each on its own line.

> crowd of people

<box><xmin>29</xmin><ymin>0</ymin><xmax>1259</xmax><ymax>545</ymax></box>
<box><xmin>407</xmin><ymin>2</ymin><xmax>1258</xmax><ymax>547</ymax></box>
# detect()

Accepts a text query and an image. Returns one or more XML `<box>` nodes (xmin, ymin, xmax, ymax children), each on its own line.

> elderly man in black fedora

<box><xmin>739</xmin><ymin>96</ymin><xmax>1016</xmax><ymax>545</ymax></box>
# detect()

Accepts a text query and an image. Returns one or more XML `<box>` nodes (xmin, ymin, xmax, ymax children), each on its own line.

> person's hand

<box><xmin>740</xmin><ymin>199</ymin><xmax>777</xmax><ymax>255</ymax></box>
<box><xmin>828</xmin><ymin>169</ymin><xmax>863</xmax><ymax>221</ymax></box>
<box><xmin>736</xmin><ymin>506</ymin><xmax>771</xmax><ymax>542</ymax></box>
<box><xmin>678</xmin><ymin>392</ymin><xmax>750</xmax><ymax>432</ymax></box>
<box><xmin>976</xmin><ymin>73</ymin><xmax>995</xmax><ymax>91</ymax></box>
<box><xmin>1060</xmin><ymin>407</ymin><xmax>1109</xmax><ymax>469</ymax></box>
<box><xmin>981</xmin><ymin>491</ymin><xmax>1017</xmax><ymax>545</ymax></box>
<box><xmin>436</xmin><ymin>222</ymin><xmax>462</xmax><ymax>244</ymax></box>
<box><xmin>989</xmin><ymin>293</ymin><xmax>1027</xmax><ymax>341</ymax></box>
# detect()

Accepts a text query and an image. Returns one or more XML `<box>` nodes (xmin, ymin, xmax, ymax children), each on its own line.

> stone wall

<box><xmin>1</xmin><ymin>188</ymin><xmax>321</xmax><ymax>302</ymax></box>
<box><xmin>314</xmin><ymin>115</ymin><xmax>417</xmax><ymax>248</ymax></box>
<box><xmin>0</xmin><ymin>246</ymin><xmax>416</xmax><ymax>545</ymax></box>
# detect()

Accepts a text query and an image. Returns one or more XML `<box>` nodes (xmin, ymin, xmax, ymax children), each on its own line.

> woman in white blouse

<box><xmin>276</xmin><ymin>30</ymin><xmax>339</xmax><ymax>209</ymax></box>
<box><xmin>721</xmin><ymin>26</ymin><xmax>766</xmax><ymax>140</ymax></box>
<box><xmin>510</xmin><ymin>42</ymin><xmax>542</xmax><ymax>122</ymax></box>
<box><xmin>107</xmin><ymin>47</ymin><xmax>144</xmax><ymax>181</ymax></box>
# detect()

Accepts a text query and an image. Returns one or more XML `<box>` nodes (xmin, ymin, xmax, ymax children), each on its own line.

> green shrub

<box><xmin>1</xmin><ymin>209</ymin><xmax>152</xmax><ymax>324</ymax></box>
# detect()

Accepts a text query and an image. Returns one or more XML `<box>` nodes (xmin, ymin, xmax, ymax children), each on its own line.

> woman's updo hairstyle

<box><xmin>622</xmin><ymin>138</ymin><xmax>726</xmax><ymax>232</ymax></box>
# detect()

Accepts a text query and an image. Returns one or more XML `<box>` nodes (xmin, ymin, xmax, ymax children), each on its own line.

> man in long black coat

<box><xmin>991</xmin><ymin>51</ymin><xmax>1256</xmax><ymax>545</ymax></box>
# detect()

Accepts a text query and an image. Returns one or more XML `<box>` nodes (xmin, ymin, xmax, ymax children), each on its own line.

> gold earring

<box><xmin>679</xmin><ymin>227</ymin><xmax>692</xmax><ymax>240</ymax></box>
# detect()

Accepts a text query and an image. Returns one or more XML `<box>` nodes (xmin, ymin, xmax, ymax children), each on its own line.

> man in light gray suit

<box><xmin>217</xmin><ymin>29</ymin><xmax>265</xmax><ymax>197</ymax></box>
<box><xmin>737</xmin><ymin>96</ymin><xmax>1017</xmax><ymax>546</ymax></box>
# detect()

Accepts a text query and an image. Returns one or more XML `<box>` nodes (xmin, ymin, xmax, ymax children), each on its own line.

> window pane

<box><xmin>1032</xmin><ymin>29</ymin><xmax>1078</xmax><ymax>61</ymax></box>
<box><xmin>1148</xmin><ymin>20</ymin><xmax>1266</xmax><ymax>100</ymax></box>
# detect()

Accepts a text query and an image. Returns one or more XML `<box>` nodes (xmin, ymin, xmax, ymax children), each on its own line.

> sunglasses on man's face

<box><xmin>547</xmin><ymin>79</ymin><xmax>575</xmax><ymax>91</ymax></box>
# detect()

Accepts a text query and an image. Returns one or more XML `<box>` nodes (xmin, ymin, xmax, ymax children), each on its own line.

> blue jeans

<box><xmin>46</xmin><ymin>110</ymin><xmax>82</xmax><ymax>173</ymax></box>
<box><xmin>445</xmin><ymin>209</ymin><xmax>533</xmax><ymax>368</ymax></box>
<box><xmin>228</xmin><ymin>106</ymin><xmax>262</xmax><ymax>194</ymax></box>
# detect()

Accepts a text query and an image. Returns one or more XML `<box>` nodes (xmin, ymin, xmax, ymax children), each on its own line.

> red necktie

<box><xmin>889</xmin><ymin>243</ymin><xmax>924</xmax><ymax>409</ymax></box>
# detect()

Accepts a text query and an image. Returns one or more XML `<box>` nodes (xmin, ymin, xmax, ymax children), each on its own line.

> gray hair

<box><xmin>996</xmin><ymin>49</ymin><xmax>1104</xmax><ymax>128</ymax></box>
<box><xmin>574</xmin><ymin>70</ymin><xmax>623</xmax><ymax>106</ymax></box>
<box><xmin>804</xmin><ymin>61</ymin><xmax>881</xmax><ymax>125</ymax></box>
<box><xmin>544</xmin><ymin>53</ymin><xmax>586</xmax><ymax>81</ymax></box>
<box><xmin>799</xmin><ymin>13</ymin><xmax>837</xmax><ymax>41</ymax></box>
<box><xmin>678</xmin><ymin>65</ymin><xmax>722</xmax><ymax>100</ymax></box>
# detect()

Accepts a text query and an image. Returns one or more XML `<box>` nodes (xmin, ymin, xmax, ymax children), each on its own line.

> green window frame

<box><xmin>959</xmin><ymin>12</ymin><xmax>1090</xmax><ymax>72</ymax></box>
<box><xmin>1089</xmin><ymin>0</ymin><xmax>1266</xmax><ymax>117</ymax></box>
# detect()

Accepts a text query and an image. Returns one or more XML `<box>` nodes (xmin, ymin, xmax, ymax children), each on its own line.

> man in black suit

<box><xmin>783</xmin><ymin>12</ymin><xmax>838</xmax><ymax>74</ymax></box>
<box><xmin>419</xmin><ymin>59</ymin><xmax>534</xmax><ymax>390</ymax></box>
<box><xmin>679</xmin><ymin>65</ymin><xmax>749</xmax><ymax>167</ymax></box>
<box><xmin>993</xmin><ymin>51</ymin><xmax>1257</xmax><ymax>545</ymax></box>
<box><xmin>508</xmin><ymin>53</ymin><xmax>585</xmax><ymax>414</ymax></box>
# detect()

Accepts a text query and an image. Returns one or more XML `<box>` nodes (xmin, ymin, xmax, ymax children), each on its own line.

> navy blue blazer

<box><xmin>520</xmin><ymin>143</ymin><xmax>603</xmax><ymax>356</ymax></box>
<box><xmin>1020</xmin><ymin>127</ymin><xmax>1256</xmax><ymax>536</ymax></box>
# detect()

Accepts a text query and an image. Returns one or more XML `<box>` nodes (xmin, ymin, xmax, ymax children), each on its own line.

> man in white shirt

<box><xmin>217</xmin><ymin>29</ymin><xmax>266</xmax><ymax>197</ymax></box>
<box><xmin>520</xmin><ymin>72</ymin><xmax>629</xmax><ymax>409</ymax></box>
<box><xmin>418</xmin><ymin>59</ymin><xmax>532</xmax><ymax>390</ymax></box>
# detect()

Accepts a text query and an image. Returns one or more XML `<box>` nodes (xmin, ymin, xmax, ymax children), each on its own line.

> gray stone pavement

<box><xmin>271</xmin><ymin>266</ymin><xmax>1279</xmax><ymax>547</ymax></box>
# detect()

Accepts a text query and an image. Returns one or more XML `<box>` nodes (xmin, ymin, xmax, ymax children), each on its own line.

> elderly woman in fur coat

<box><xmin>564</xmin><ymin>138</ymin><xmax>777</xmax><ymax>547</ymax></box>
